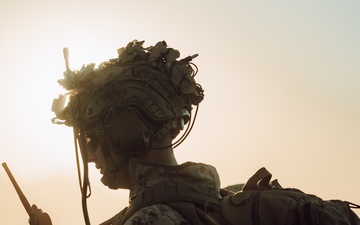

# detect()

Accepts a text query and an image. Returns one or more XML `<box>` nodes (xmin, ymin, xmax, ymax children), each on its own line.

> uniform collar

<box><xmin>128</xmin><ymin>158</ymin><xmax>221</xmax><ymax>200</ymax></box>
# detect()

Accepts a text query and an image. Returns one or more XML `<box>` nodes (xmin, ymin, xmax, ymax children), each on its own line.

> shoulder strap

<box><xmin>120</xmin><ymin>181</ymin><xmax>222</xmax><ymax>225</ymax></box>
<box><xmin>99</xmin><ymin>207</ymin><xmax>128</xmax><ymax>225</ymax></box>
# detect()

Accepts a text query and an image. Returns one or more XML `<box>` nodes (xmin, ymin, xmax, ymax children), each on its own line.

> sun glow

<box><xmin>1</xmin><ymin>1</ymin><xmax>359</xmax><ymax>224</ymax></box>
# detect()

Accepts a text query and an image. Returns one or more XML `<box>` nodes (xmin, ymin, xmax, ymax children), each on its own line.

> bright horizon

<box><xmin>1</xmin><ymin>1</ymin><xmax>359</xmax><ymax>223</ymax></box>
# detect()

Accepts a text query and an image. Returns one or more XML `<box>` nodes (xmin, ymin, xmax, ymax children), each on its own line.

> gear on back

<box><xmin>106</xmin><ymin>168</ymin><xmax>360</xmax><ymax>225</ymax></box>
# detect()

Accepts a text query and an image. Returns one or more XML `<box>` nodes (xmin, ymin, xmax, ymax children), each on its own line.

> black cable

<box><xmin>173</xmin><ymin>104</ymin><xmax>199</xmax><ymax>149</ymax></box>
<box><xmin>73</xmin><ymin>128</ymin><xmax>83</xmax><ymax>194</ymax></box>
<box><xmin>73</xmin><ymin>127</ymin><xmax>92</xmax><ymax>225</ymax></box>
<box><xmin>81</xmin><ymin>161</ymin><xmax>91</xmax><ymax>225</ymax></box>
<box><xmin>151</xmin><ymin>111</ymin><xmax>193</xmax><ymax>151</ymax></box>
<box><xmin>190</xmin><ymin>62</ymin><xmax>198</xmax><ymax>77</ymax></box>
<box><xmin>172</xmin><ymin>113</ymin><xmax>192</xmax><ymax>148</ymax></box>
<box><xmin>79</xmin><ymin>128</ymin><xmax>92</xmax><ymax>225</ymax></box>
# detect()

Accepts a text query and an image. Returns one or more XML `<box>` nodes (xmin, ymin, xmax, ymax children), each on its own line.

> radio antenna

<box><xmin>63</xmin><ymin>47</ymin><xmax>70</xmax><ymax>72</ymax></box>
<box><xmin>2</xmin><ymin>162</ymin><xmax>35</xmax><ymax>218</ymax></box>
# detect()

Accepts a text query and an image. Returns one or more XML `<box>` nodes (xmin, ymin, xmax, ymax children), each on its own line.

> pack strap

<box><xmin>242</xmin><ymin>167</ymin><xmax>272</xmax><ymax>191</ymax></box>
<box><xmin>347</xmin><ymin>201</ymin><xmax>360</xmax><ymax>209</ymax></box>
<box><xmin>242</xmin><ymin>167</ymin><xmax>283</xmax><ymax>191</ymax></box>
<box><xmin>116</xmin><ymin>181</ymin><xmax>222</xmax><ymax>224</ymax></box>
<box><xmin>133</xmin><ymin>181</ymin><xmax>221</xmax><ymax>209</ymax></box>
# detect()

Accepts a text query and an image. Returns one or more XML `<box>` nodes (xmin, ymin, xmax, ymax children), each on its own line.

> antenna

<box><xmin>63</xmin><ymin>47</ymin><xmax>70</xmax><ymax>71</ymax></box>
<box><xmin>2</xmin><ymin>162</ymin><xmax>35</xmax><ymax>218</ymax></box>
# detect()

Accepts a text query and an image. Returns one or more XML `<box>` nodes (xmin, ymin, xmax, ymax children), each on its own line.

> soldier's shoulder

<box><xmin>123</xmin><ymin>203</ymin><xmax>189</xmax><ymax>225</ymax></box>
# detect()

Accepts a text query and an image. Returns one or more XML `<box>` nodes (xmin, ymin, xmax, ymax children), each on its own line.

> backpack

<box><xmin>103</xmin><ymin>167</ymin><xmax>360</xmax><ymax>225</ymax></box>
<box><xmin>221</xmin><ymin>167</ymin><xmax>360</xmax><ymax>225</ymax></box>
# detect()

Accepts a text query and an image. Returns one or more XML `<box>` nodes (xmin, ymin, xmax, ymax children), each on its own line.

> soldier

<box><xmin>24</xmin><ymin>40</ymin><xmax>360</xmax><ymax>225</ymax></box>
<box><xmin>46</xmin><ymin>40</ymin><xmax>224</xmax><ymax>225</ymax></box>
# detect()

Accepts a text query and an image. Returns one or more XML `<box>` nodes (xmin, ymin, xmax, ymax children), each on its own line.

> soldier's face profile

<box><xmin>87</xmin><ymin>139</ymin><xmax>131</xmax><ymax>189</ymax></box>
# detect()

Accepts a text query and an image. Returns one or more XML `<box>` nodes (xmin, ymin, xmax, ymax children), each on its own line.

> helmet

<box><xmin>52</xmin><ymin>40</ymin><xmax>204</xmax><ymax>157</ymax></box>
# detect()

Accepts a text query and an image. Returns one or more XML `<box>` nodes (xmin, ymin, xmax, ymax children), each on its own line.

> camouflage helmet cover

<box><xmin>52</xmin><ymin>40</ymin><xmax>204</xmax><ymax>139</ymax></box>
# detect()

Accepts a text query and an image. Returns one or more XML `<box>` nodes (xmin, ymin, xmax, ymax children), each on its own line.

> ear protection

<box><xmin>103</xmin><ymin>107</ymin><xmax>152</xmax><ymax>158</ymax></box>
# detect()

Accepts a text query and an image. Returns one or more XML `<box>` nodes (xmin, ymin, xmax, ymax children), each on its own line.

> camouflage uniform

<box><xmin>112</xmin><ymin>159</ymin><xmax>221</xmax><ymax>225</ymax></box>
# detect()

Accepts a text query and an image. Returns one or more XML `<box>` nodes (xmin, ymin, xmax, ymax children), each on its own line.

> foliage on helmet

<box><xmin>52</xmin><ymin>40</ymin><xmax>204</xmax><ymax>130</ymax></box>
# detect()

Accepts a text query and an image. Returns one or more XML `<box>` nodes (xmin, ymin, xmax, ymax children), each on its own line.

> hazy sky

<box><xmin>0</xmin><ymin>1</ymin><xmax>359</xmax><ymax>224</ymax></box>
